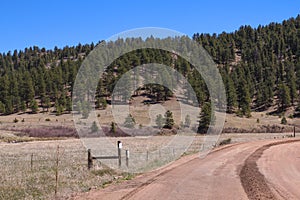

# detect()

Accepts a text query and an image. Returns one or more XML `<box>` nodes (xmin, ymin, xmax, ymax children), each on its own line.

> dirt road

<box><xmin>73</xmin><ymin>138</ymin><xmax>300</xmax><ymax>200</ymax></box>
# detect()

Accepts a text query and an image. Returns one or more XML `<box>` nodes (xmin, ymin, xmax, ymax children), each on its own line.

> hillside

<box><xmin>0</xmin><ymin>15</ymin><xmax>299</xmax><ymax>125</ymax></box>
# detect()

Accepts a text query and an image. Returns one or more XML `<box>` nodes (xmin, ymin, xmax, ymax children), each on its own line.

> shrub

<box><xmin>219</xmin><ymin>138</ymin><xmax>231</xmax><ymax>146</ymax></box>
<box><xmin>13</xmin><ymin>126</ymin><xmax>78</xmax><ymax>138</ymax></box>
<box><xmin>91</xmin><ymin>168</ymin><xmax>115</xmax><ymax>176</ymax></box>
<box><xmin>13</xmin><ymin>118</ymin><xmax>18</xmax><ymax>123</ymax></box>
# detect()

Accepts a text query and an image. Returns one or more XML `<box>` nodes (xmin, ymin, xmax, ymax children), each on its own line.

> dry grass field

<box><xmin>0</xmin><ymin>132</ymin><xmax>295</xmax><ymax>199</ymax></box>
<box><xmin>0</xmin><ymin>96</ymin><xmax>298</xmax><ymax>199</ymax></box>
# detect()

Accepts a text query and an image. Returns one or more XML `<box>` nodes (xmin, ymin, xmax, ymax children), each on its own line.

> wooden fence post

<box><xmin>88</xmin><ymin>149</ymin><xmax>93</xmax><ymax>170</ymax></box>
<box><xmin>146</xmin><ymin>151</ymin><xmax>149</xmax><ymax>161</ymax></box>
<box><xmin>117</xmin><ymin>141</ymin><xmax>122</xmax><ymax>167</ymax></box>
<box><xmin>294</xmin><ymin>126</ymin><xmax>296</xmax><ymax>138</ymax></box>
<box><xmin>55</xmin><ymin>145</ymin><xmax>60</xmax><ymax>196</ymax></box>
<box><xmin>126</xmin><ymin>150</ymin><xmax>129</xmax><ymax>168</ymax></box>
<box><xmin>30</xmin><ymin>153</ymin><xmax>33</xmax><ymax>171</ymax></box>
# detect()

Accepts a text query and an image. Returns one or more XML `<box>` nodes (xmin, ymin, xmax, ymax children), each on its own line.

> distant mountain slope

<box><xmin>0</xmin><ymin>15</ymin><xmax>299</xmax><ymax>118</ymax></box>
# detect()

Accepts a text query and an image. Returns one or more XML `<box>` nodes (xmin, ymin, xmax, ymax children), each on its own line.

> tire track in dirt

<box><xmin>239</xmin><ymin>139</ymin><xmax>300</xmax><ymax>200</ymax></box>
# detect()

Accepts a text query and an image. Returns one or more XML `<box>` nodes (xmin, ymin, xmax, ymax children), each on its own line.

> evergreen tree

<box><xmin>0</xmin><ymin>101</ymin><xmax>5</xmax><ymax>114</ymax></box>
<box><xmin>286</xmin><ymin>64</ymin><xmax>297</xmax><ymax>105</ymax></box>
<box><xmin>278</xmin><ymin>82</ymin><xmax>291</xmax><ymax>111</ymax></box>
<box><xmin>5</xmin><ymin>97</ymin><xmax>13</xmax><ymax>115</ymax></box>
<box><xmin>110</xmin><ymin>122</ymin><xmax>116</xmax><ymax>133</ymax></box>
<box><xmin>237</xmin><ymin>79</ymin><xmax>251</xmax><ymax>117</ymax></box>
<box><xmin>197</xmin><ymin>102</ymin><xmax>215</xmax><ymax>134</ymax></box>
<box><xmin>164</xmin><ymin>110</ymin><xmax>174</xmax><ymax>129</ymax></box>
<box><xmin>155</xmin><ymin>114</ymin><xmax>165</xmax><ymax>128</ymax></box>
<box><xmin>281</xmin><ymin>116</ymin><xmax>287</xmax><ymax>125</ymax></box>
<box><xmin>65</xmin><ymin>97</ymin><xmax>72</xmax><ymax>113</ymax></box>
<box><xmin>184</xmin><ymin>114</ymin><xmax>191</xmax><ymax>128</ymax></box>
<box><xmin>44</xmin><ymin>96</ymin><xmax>51</xmax><ymax>112</ymax></box>
<box><xmin>55</xmin><ymin>99</ymin><xmax>62</xmax><ymax>116</ymax></box>
<box><xmin>225</xmin><ymin>75</ymin><xmax>237</xmax><ymax>113</ymax></box>
<box><xmin>90</xmin><ymin>121</ymin><xmax>99</xmax><ymax>133</ymax></box>
<box><xmin>22</xmin><ymin>72</ymin><xmax>35</xmax><ymax>106</ymax></box>
<box><xmin>30</xmin><ymin>99</ymin><xmax>39</xmax><ymax>114</ymax></box>
<box><xmin>20</xmin><ymin>101</ymin><xmax>26</xmax><ymax>113</ymax></box>
<box><xmin>81</xmin><ymin>101</ymin><xmax>91</xmax><ymax>119</ymax></box>
<box><xmin>123</xmin><ymin>114</ymin><xmax>136</xmax><ymax>128</ymax></box>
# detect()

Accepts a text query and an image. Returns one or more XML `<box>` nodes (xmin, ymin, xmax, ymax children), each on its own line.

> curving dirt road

<box><xmin>73</xmin><ymin>138</ymin><xmax>300</xmax><ymax>200</ymax></box>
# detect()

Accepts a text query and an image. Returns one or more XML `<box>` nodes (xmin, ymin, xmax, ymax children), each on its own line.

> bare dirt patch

<box><xmin>239</xmin><ymin>139</ymin><xmax>300</xmax><ymax>200</ymax></box>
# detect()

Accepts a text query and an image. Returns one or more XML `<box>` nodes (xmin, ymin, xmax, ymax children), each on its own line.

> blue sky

<box><xmin>1</xmin><ymin>0</ymin><xmax>299</xmax><ymax>53</ymax></box>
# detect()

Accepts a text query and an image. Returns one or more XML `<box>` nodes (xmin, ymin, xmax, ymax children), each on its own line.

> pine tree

<box><xmin>30</xmin><ymin>99</ymin><xmax>39</xmax><ymax>114</ymax></box>
<box><xmin>65</xmin><ymin>97</ymin><xmax>72</xmax><ymax>113</ymax></box>
<box><xmin>110</xmin><ymin>122</ymin><xmax>116</xmax><ymax>133</ymax></box>
<box><xmin>55</xmin><ymin>99</ymin><xmax>62</xmax><ymax>116</ymax></box>
<box><xmin>225</xmin><ymin>75</ymin><xmax>237</xmax><ymax>113</ymax></box>
<box><xmin>164</xmin><ymin>110</ymin><xmax>174</xmax><ymax>129</ymax></box>
<box><xmin>22</xmin><ymin>72</ymin><xmax>35</xmax><ymax>106</ymax></box>
<box><xmin>281</xmin><ymin>116</ymin><xmax>287</xmax><ymax>125</ymax></box>
<box><xmin>0</xmin><ymin>101</ymin><xmax>5</xmax><ymax>114</ymax></box>
<box><xmin>90</xmin><ymin>121</ymin><xmax>99</xmax><ymax>133</ymax></box>
<box><xmin>44</xmin><ymin>96</ymin><xmax>51</xmax><ymax>112</ymax></box>
<box><xmin>20</xmin><ymin>101</ymin><xmax>26</xmax><ymax>113</ymax></box>
<box><xmin>5</xmin><ymin>97</ymin><xmax>13</xmax><ymax>115</ymax></box>
<box><xmin>278</xmin><ymin>82</ymin><xmax>291</xmax><ymax>111</ymax></box>
<box><xmin>155</xmin><ymin>114</ymin><xmax>165</xmax><ymax>128</ymax></box>
<box><xmin>184</xmin><ymin>114</ymin><xmax>191</xmax><ymax>128</ymax></box>
<box><xmin>286</xmin><ymin>65</ymin><xmax>297</xmax><ymax>105</ymax></box>
<box><xmin>81</xmin><ymin>101</ymin><xmax>91</xmax><ymax>119</ymax></box>
<box><xmin>237</xmin><ymin>79</ymin><xmax>251</xmax><ymax>117</ymax></box>
<box><xmin>123</xmin><ymin>114</ymin><xmax>136</xmax><ymax>128</ymax></box>
<box><xmin>197</xmin><ymin>102</ymin><xmax>215</xmax><ymax>134</ymax></box>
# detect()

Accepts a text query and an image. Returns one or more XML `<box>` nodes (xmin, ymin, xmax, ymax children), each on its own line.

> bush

<box><xmin>219</xmin><ymin>138</ymin><xmax>231</xmax><ymax>146</ymax></box>
<box><xmin>13</xmin><ymin>118</ymin><xmax>18</xmax><ymax>123</ymax></box>
<box><xmin>13</xmin><ymin>126</ymin><xmax>78</xmax><ymax>138</ymax></box>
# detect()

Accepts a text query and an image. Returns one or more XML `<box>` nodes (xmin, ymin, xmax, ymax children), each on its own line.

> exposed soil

<box><xmin>239</xmin><ymin>139</ymin><xmax>300</xmax><ymax>200</ymax></box>
<box><xmin>72</xmin><ymin>138</ymin><xmax>300</xmax><ymax>200</ymax></box>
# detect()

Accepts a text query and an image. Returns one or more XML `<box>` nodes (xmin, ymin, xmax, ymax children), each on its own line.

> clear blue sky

<box><xmin>1</xmin><ymin>0</ymin><xmax>299</xmax><ymax>53</ymax></box>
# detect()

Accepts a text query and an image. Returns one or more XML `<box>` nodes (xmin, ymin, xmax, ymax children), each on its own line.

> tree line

<box><xmin>0</xmin><ymin>15</ymin><xmax>299</xmax><ymax>122</ymax></box>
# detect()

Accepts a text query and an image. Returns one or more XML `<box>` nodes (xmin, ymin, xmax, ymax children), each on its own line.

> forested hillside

<box><xmin>0</xmin><ymin>15</ymin><xmax>299</xmax><ymax>117</ymax></box>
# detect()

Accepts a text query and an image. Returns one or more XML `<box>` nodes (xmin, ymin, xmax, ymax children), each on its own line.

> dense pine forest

<box><xmin>0</xmin><ymin>15</ymin><xmax>299</xmax><ymax>117</ymax></box>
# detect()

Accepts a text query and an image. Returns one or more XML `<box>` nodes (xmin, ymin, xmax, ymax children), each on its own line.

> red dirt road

<box><xmin>73</xmin><ymin>138</ymin><xmax>300</xmax><ymax>200</ymax></box>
